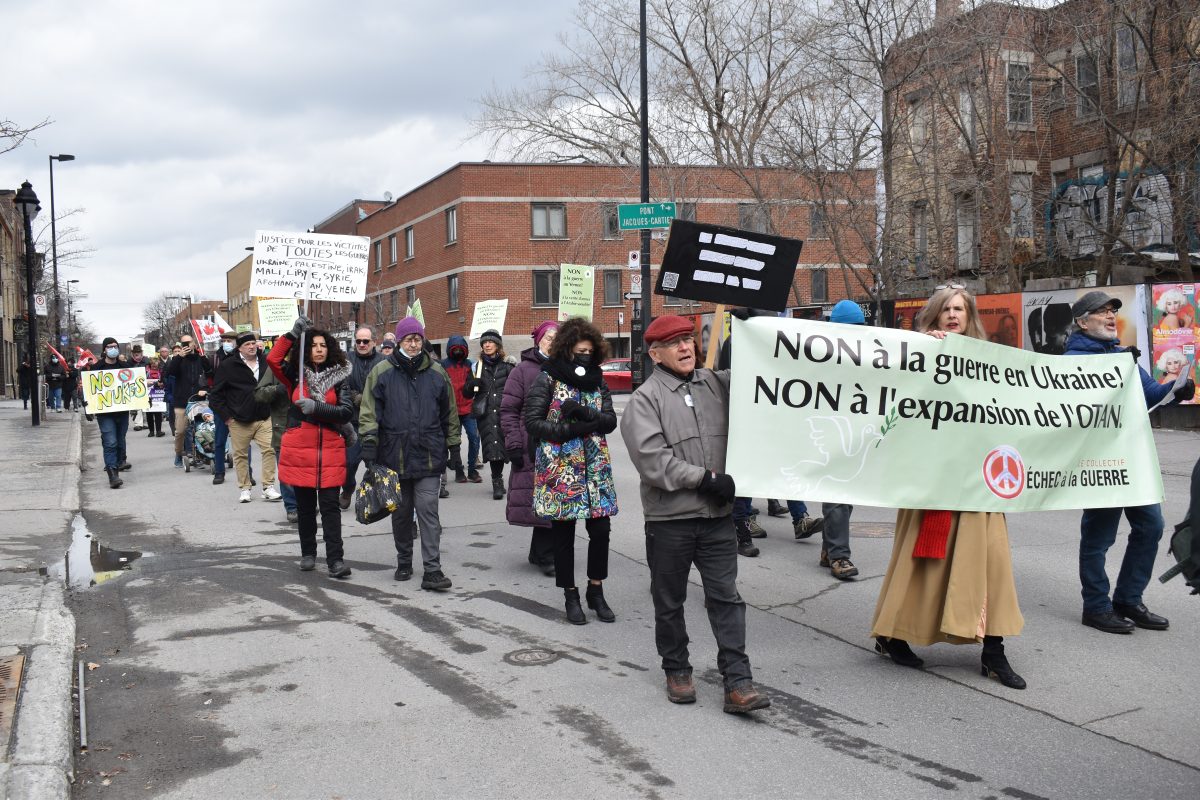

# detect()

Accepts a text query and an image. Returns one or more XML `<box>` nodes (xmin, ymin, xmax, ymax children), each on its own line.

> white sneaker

<box><xmin>239</xmin><ymin>489</ymin><xmax>252</xmax><ymax>503</ymax></box>
<box><xmin>263</xmin><ymin>485</ymin><xmax>282</xmax><ymax>501</ymax></box>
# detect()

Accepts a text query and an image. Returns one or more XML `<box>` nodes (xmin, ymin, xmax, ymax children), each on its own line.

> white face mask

<box><xmin>222</xmin><ymin>342</ymin><xmax>235</xmax><ymax>353</ymax></box>
<box><xmin>105</xmin><ymin>347</ymin><xmax>119</xmax><ymax>359</ymax></box>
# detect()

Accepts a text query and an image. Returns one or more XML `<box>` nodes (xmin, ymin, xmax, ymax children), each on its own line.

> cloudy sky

<box><xmin>4</xmin><ymin>0</ymin><xmax>578</xmax><ymax>340</ymax></box>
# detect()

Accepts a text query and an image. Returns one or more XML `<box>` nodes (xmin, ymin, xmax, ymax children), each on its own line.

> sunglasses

<box><xmin>934</xmin><ymin>283</ymin><xmax>966</xmax><ymax>291</ymax></box>
<box><xmin>355</xmin><ymin>339</ymin><xmax>372</xmax><ymax>344</ymax></box>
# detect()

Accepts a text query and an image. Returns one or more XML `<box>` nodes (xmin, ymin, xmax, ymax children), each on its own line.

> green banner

<box><xmin>727</xmin><ymin>317</ymin><xmax>1164</xmax><ymax>512</ymax></box>
<box><xmin>409</xmin><ymin>298</ymin><xmax>425</xmax><ymax>326</ymax></box>
<box><xmin>557</xmin><ymin>264</ymin><xmax>595</xmax><ymax>321</ymax></box>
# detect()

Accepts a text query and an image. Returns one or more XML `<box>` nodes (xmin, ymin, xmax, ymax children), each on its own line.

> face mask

<box><xmin>573</xmin><ymin>354</ymin><xmax>593</xmax><ymax>367</ymax></box>
<box><xmin>105</xmin><ymin>347</ymin><xmax>119</xmax><ymax>358</ymax></box>
<box><xmin>222</xmin><ymin>343</ymin><xmax>235</xmax><ymax>353</ymax></box>
<box><xmin>396</xmin><ymin>348</ymin><xmax>413</xmax><ymax>360</ymax></box>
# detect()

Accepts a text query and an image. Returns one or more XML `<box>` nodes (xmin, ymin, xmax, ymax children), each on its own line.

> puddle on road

<box><xmin>48</xmin><ymin>514</ymin><xmax>148</xmax><ymax>590</ymax></box>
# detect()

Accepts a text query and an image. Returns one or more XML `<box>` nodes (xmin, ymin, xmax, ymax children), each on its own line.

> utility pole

<box><xmin>631</xmin><ymin>0</ymin><xmax>652</xmax><ymax>389</ymax></box>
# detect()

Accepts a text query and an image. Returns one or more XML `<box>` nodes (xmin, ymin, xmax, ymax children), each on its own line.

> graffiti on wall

<box><xmin>1052</xmin><ymin>173</ymin><xmax>1173</xmax><ymax>258</ymax></box>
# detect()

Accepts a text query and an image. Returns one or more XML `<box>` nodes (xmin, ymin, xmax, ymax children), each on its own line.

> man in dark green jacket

<box><xmin>359</xmin><ymin>317</ymin><xmax>461</xmax><ymax>590</ymax></box>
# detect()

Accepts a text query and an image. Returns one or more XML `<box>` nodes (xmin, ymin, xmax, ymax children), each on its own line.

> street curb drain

<box><xmin>0</xmin><ymin>652</ymin><xmax>27</xmax><ymax>756</ymax></box>
<box><xmin>503</xmin><ymin>648</ymin><xmax>561</xmax><ymax>667</ymax></box>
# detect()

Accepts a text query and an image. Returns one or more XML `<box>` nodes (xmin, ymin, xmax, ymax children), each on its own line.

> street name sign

<box><xmin>618</xmin><ymin>202</ymin><xmax>676</xmax><ymax>231</ymax></box>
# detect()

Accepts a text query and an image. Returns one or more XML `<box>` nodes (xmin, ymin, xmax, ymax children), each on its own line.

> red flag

<box><xmin>46</xmin><ymin>344</ymin><xmax>70</xmax><ymax>373</ymax></box>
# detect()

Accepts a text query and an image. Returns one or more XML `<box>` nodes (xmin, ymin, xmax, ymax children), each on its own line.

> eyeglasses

<box><xmin>400</xmin><ymin>335</ymin><xmax>423</xmax><ymax>345</ymax></box>
<box><xmin>1090</xmin><ymin>307</ymin><xmax>1119</xmax><ymax>317</ymax></box>
<box><xmin>355</xmin><ymin>339</ymin><xmax>372</xmax><ymax>344</ymax></box>
<box><xmin>934</xmin><ymin>283</ymin><xmax>966</xmax><ymax>291</ymax></box>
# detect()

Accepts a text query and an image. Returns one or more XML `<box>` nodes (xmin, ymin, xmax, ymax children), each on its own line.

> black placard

<box><xmin>655</xmin><ymin>219</ymin><xmax>803</xmax><ymax>311</ymax></box>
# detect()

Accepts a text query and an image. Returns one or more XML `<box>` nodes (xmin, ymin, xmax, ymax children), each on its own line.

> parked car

<box><xmin>601</xmin><ymin>358</ymin><xmax>631</xmax><ymax>393</ymax></box>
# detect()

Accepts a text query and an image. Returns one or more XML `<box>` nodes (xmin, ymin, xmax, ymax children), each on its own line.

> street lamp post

<box><xmin>49</xmin><ymin>154</ymin><xmax>75</xmax><ymax>348</ymax></box>
<box><xmin>14</xmin><ymin>181</ymin><xmax>41</xmax><ymax>427</ymax></box>
<box><xmin>66</xmin><ymin>279</ymin><xmax>80</xmax><ymax>355</ymax></box>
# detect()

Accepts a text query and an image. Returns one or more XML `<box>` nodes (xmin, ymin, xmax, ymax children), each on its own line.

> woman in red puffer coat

<box><xmin>267</xmin><ymin>317</ymin><xmax>354</xmax><ymax>579</ymax></box>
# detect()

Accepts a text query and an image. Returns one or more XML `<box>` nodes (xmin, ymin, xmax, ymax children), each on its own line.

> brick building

<box><xmin>0</xmin><ymin>191</ymin><xmax>27</xmax><ymax>397</ymax></box>
<box><xmin>884</xmin><ymin>0</ymin><xmax>1199</xmax><ymax>294</ymax></box>
<box><xmin>306</xmin><ymin>162</ymin><xmax>876</xmax><ymax>355</ymax></box>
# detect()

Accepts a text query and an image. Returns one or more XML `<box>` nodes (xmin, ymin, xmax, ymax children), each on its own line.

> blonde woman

<box><xmin>871</xmin><ymin>286</ymin><xmax>1026</xmax><ymax>689</ymax></box>
<box><xmin>1156</xmin><ymin>348</ymin><xmax>1188</xmax><ymax>385</ymax></box>
<box><xmin>1155</xmin><ymin>288</ymin><xmax>1193</xmax><ymax>331</ymax></box>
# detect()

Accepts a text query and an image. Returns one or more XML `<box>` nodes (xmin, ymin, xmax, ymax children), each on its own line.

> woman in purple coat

<box><xmin>500</xmin><ymin>320</ymin><xmax>558</xmax><ymax>575</ymax></box>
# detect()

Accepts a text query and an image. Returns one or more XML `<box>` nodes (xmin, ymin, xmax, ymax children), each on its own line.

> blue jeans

<box><xmin>732</xmin><ymin>496</ymin><xmax>753</xmax><ymax>522</ymax></box>
<box><xmin>49</xmin><ymin>386</ymin><xmax>62</xmax><ymax>410</ymax></box>
<box><xmin>280</xmin><ymin>481</ymin><xmax>297</xmax><ymax>514</ymax></box>
<box><xmin>343</xmin><ymin>438</ymin><xmax>362</xmax><ymax>492</ymax></box>
<box><xmin>460</xmin><ymin>416</ymin><xmax>480</xmax><ymax>471</ymax></box>
<box><xmin>96</xmin><ymin>412</ymin><xmax>129</xmax><ymax>470</ymax></box>
<box><xmin>1079</xmin><ymin>504</ymin><xmax>1164</xmax><ymax>613</ymax></box>
<box><xmin>785</xmin><ymin>500</ymin><xmax>810</xmax><ymax>521</ymax></box>
<box><xmin>212</xmin><ymin>413</ymin><xmax>230</xmax><ymax>475</ymax></box>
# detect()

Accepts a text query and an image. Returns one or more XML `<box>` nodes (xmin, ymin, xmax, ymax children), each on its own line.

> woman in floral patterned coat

<box><xmin>524</xmin><ymin>318</ymin><xmax>619</xmax><ymax>625</ymax></box>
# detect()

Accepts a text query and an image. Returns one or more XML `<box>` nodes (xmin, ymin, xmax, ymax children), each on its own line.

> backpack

<box><xmin>1158</xmin><ymin>518</ymin><xmax>1200</xmax><ymax>595</ymax></box>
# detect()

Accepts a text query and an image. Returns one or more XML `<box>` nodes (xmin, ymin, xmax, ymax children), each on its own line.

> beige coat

<box><xmin>870</xmin><ymin>510</ymin><xmax>1024</xmax><ymax>646</ymax></box>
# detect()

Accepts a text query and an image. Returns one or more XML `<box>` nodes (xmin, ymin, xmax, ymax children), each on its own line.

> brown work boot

<box><xmin>723</xmin><ymin>681</ymin><xmax>770</xmax><ymax>714</ymax></box>
<box><xmin>829</xmin><ymin>558</ymin><xmax>859</xmax><ymax>580</ymax></box>
<box><xmin>665</xmin><ymin>671</ymin><xmax>696</xmax><ymax>704</ymax></box>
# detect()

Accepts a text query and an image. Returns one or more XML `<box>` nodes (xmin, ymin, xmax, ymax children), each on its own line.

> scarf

<box><xmin>913</xmin><ymin>510</ymin><xmax>952</xmax><ymax>559</ymax></box>
<box><xmin>302</xmin><ymin>362</ymin><xmax>351</xmax><ymax>400</ymax></box>
<box><xmin>543</xmin><ymin>356</ymin><xmax>602</xmax><ymax>392</ymax></box>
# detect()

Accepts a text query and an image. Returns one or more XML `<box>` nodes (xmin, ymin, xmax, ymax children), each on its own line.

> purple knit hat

<box><xmin>531</xmin><ymin>320</ymin><xmax>558</xmax><ymax>347</ymax></box>
<box><xmin>394</xmin><ymin>317</ymin><xmax>425</xmax><ymax>340</ymax></box>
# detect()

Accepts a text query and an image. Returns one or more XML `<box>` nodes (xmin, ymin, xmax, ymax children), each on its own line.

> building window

<box><xmin>811</xmin><ymin>270</ymin><xmax>828</xmax><ymax>303</ymax></box>
<box><xmin>1116</xmin><ymin>27</ymin><xmax>1141</xmax><ymax>109</ymax></box>
<box><xmin>1006</xmin><ymin>62</ymin><xmax>1031</xmax><ymax>124</ymax></box>
<box><xmin>601</xmin><ymin>203</ymin><xmax>621</xmax><ymax>239</ymax></box>
<box><xmin>909</xmin><ymin>99</ymin><xmax>930</xmax><ymax>147</ymax></box>
<box><xmin>1076</xmin><ymin>54</ymin><xmax>1099</xmax><ymax>117</ymax></box>
<box><xmin>533</xmin><ymin>270</ymin><xmax>559</xmax><ymax>306</ymax></box>
<box><xmin>447</xmin><ymin>275</ymin><xmax>459</xmax><ymax>311</ymax></box>
<box><xmin>913</xmin><ymin>201</ymin><xmax>929</xmax><ymax>273</ymax></box>
<box><xmin>406</xmin><ymin>286</ymin><xmax>416</xmax><ymax>308</ymax></box>
<box><xmin>737</xmin><ymin>202</ymin><xmax>770</xmax><ymax>233</ymax></box>
<box><xmin>390</xmin><ymin>290</ymin><xmax>399</xmax><ymax>320</ymax></box>
<box><xmin>1009</xmin><ymin>174</ymin><xmax>1034</xmax><ymax>239</ymax></box>
<box><xmin>374</xmin><ymin>241</ymin><xmax>382</xmax><ymax>272</ymax></box>
<box><xmin>956</xmin><ymin>194</ymin><xmax>979</xmax><ymax>271</ymax></box>
<box><xmin>959</xmin><ymin>87</ymin><xmax>977</xmax><ymax>149</ymax></box>
<box><xmin>405</xmin><ymin>226</ymin><xmax>415</xmax><ymax>259</ymax></box>
<box><xmin>677</xmin><ymin>202</ymin><xmax>697</xmax><ymax>221</ymax></box>
<box><xmin>531</xmin><ymin>203</ymin><xmax>567</xmax><ymax>238</ymax></box>
<box><xmin>602</xmin><ymin>270</ymin><xmax>622</xmax><ymax>306</ymax></box>
<box><xmin>809</xmin><ymin>204</ymin><xmax>828</xmax><ymax>239</ymax></box>
<box><xmin>446</xmin><ymin>207</ymin><xmax>457</xmax><ymax>244</ymax></box>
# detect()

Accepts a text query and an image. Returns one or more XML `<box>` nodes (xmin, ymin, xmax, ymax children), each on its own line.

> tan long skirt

<box><xmin>870</xmin><ymin>509</ymin><xmax>1023</xmax><ymax>647</ymax></box>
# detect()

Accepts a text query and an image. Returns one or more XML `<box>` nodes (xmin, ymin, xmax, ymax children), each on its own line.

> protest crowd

<box><xmin>72</xmin><ymin>282</ymin><xmax>1198</xmax><ymax>714</ymax></box>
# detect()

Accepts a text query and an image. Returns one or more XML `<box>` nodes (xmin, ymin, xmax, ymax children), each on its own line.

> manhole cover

<box><xmin>35</xmin><ymin>461</ymin><xmax>75</xmax><ymax>468</ymax></box>
<box><xmin>503</xmin><ymin>648</ymin><xmax>561</xmax><ymax>667</ymax></box>
<box><xmin>850</xmin><ymin>523</ymin><xmax>895</xmax><ymax>538</ymax></box>
<box><xmin>0</xmin><ymin>653</ymin><xmax>27</xmax><ymax>754</ymax></box>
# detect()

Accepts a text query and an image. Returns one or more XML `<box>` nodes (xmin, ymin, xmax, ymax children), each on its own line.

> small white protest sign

<box><xmin>250</xmin><ymin>230</ymin><xmax>369</xmax><ymax>302</ymax></box>
<box><xmin>257</xmin><ymin>298</ymin><xmax>302</xmax><ymax>337</ymax></box>
<box><xmin>469</xmin><ymin>299</ymin><xmax>509</xmax><ymax>340</ymax></box>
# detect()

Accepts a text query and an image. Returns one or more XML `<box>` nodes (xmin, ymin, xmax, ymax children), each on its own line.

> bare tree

<box><xmin>1</xmin><ymin>117</ymin><xmax>49</xmax><ymax>155</ymax></box>
<box><xmin>142</xmin><ymin>293</ymin><xmax>190</xmax><ymax>344</ymax></box>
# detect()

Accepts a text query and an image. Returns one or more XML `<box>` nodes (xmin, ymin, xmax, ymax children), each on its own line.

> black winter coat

<box><xmin>209</xmin><ymin>355</ymin><xmax>271</xmax><ymax>423</ymax></box>
<box><xmin>163</xmin><ymin>353</ymin><xmax>212</xmax><ymax>408</ymax></box>
<box><xmin>466</xmin><ymin>356</ymin><xmax>515</xmax><ymax>463</ymax></box>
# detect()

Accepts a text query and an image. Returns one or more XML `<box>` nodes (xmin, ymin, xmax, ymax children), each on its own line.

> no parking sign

<box><xmin>33</xmin><ymin>294</ymin><xmax>48</xmax><ymax>317</ymax></box>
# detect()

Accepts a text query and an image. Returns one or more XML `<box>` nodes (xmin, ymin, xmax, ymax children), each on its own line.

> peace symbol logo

<box><xmin>117</xmin><ymin>369</ymin><xmax>133</xmax><ymax>384</ymax></box>
<box><xmin>983</xmin><ymin>445</ymin><xmax>1024</xmax><ymax>500</ymax></box>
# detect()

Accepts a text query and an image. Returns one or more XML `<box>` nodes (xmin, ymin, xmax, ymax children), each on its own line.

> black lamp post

<box><xmin>49</xmin><ymin>154</ymin><xmax>75</xmax><ymax>347</ymax></box>
<box><xmin>14</xmin><ymin>180</ymin><xmax>41</xmax><ymax>427</ymax></box>
<box><xmin>66</xmin><ymin>279</ymin><xmax>80</xmax><ymax>355</ymax></box>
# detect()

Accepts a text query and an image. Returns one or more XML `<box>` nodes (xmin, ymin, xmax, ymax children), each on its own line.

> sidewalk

<box><xmin>0</xmin><ymin>400</ymin><xmax>80</xmax><ymax>800</ymax></box>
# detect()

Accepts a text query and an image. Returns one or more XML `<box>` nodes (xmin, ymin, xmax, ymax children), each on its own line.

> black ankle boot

<box><xmin>585</xmin><ymin>583</ymin><xmax>615</xmax><ymax>622</ymax></box>
<box><xmin>106</xmin><ymin>467</ymin><xmax>123</xmax><ymax>489</ymax></box>
<box><xmin>981</xmin><ymin>637</ymin><xmax>1026</xmax><ymax>690</ymax></box>
<box><xmin>564</xmin><ymin>587</ymin><xmax>587</xmax><ymax>625</ymax></box>
<box><xmin>492</xmin><ymin>477</ymin><xmax>505</xmax><ymax>500</ymax></box>
<box><xmin>874</xmin><ymin>636</ymin><xmax>923</xmax><ymax>668</ymax></box>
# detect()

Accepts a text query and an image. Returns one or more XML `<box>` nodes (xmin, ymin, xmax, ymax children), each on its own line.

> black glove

<box><xmin>730</xmin><ymin>307</ymin><xmax>752</xmax><ymax>321</ymax></box>
<box><xmin>697</xmin><ymin>471</ymin><xmax>736</xmax><ymax>504</ymax></box>
<box><xmin>560</xmin><ymin>399</ymin><xmax>599</xmax><ymax>422</ymax></box>
<box><xmin>1128</xmin><ymin>346</ymin><xmax>1142</xmax><ymax>363</ymax></box>
<box><xmin>1176</xmin><ymin>379</ymin><xmax>1196</xmax><ymax>402</ymax></box>
<box><xmin>276</xmin><ymin>383</ymin><xmax>290</xmax><ymax>400</ymax></box>
<box><xmin>290</xmin><ymin>315</ymin><xmax>314</xmax><ymax>338</ymax></box>
<box><xmin>567</xmin><ymin>419</ymin><xmax>600</xmax><ymax>438</ymax></box>
<box><xmin>448</xmin><ymin>447</ymin><xmax>463</xmax><ymax>471</ymax></box>
<box><xmin>506</xmin><ymin>448</ymin><xmax>525</xmax><ymax>470</ymax></box>
<box><xmin>360</xmin><ymin>441</ymin><xmax>377</xmax><ymax>468</ymax></box>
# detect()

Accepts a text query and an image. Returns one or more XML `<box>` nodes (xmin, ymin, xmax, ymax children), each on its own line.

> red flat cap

<box><xmin>644</xmin><ymin>315</ymin><xmax>694</xmax><ymax>345</ymax></box>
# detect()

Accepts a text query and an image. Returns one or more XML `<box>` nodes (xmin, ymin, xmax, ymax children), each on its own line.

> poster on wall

<box><xmin>976</xmin><ymin>292</ymin><xmax>1023</xmax><ymax>348</ymax></box>
<box><xmin>891</xmin><ymin>298</ymin><xmax>925</xmax><ymax>332</ymax></box>
<box><xmin>1022</xmin><ymin>285</ymin><xmax>1149</xmax><ymax>372</ymax></box>
<box><xmin>1150</xmin><ymin>283</ymin><xmax>1199</xmax><ymax>404</ymax></box>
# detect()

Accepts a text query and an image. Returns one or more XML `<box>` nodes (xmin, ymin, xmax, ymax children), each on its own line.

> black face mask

<box><xmin>573</xmin><ymin>354</ymin><xmax>593</xmax><ymax>368</ymax></box>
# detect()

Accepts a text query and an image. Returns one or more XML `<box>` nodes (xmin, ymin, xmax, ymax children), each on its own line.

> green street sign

<box><xmin>618</xmin><ymin>202</ymin><xmax>676</xmax><ymax>230</ymax></box>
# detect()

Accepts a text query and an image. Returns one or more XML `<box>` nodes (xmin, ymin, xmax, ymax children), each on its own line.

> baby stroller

<box><xmin>184</xmin><ymin>394</ymin><xmax>216</xmax><ymax>473</ymax></box>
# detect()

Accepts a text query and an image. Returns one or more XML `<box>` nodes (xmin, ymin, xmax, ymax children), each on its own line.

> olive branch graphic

<box><xmin>876</xmin><ymin>406</ymin><xmax>899</xmax><ymax>447</ymax></box>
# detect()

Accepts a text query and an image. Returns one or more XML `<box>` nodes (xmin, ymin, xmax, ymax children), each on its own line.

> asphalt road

<box><xmin>68</xmin><ymin>406</ymin><xmax>1200</xmax><ymax>799</ymax></box>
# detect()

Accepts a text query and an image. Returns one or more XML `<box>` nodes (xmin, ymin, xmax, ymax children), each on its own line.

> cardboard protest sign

<box><xmin>558</xmin><ymin>264</ymin><xmax>595</xmax><ymax>321</ymax></box>
<box><xmin>469</xmin><ymin>299</ymin><xmax>509</xmax><ymax>339</ymax></box>
<box><xmin>655</xmin><ymin>219</ymin><xmax>803</xmax><ymax>311</ymax></box>
<box><xmin>727</xmin><ymin>316</ymin><xmax>1163</xmax><ymax>512</ymax></box>
<box><xmin>251</xmin><ymin>230</ymin><xmax>369</xmax><ymax>302</ymax></box>
<box><xmin>257</xmin><ymin>298</ymin><xmax>301</xmax><ymax>337</ymax></box>
<box><xmin>408</xmin><ymin>298</ymin><xmax>425</xmax><ymax>326</ymax></box>
<box><xmin>83</xmin><ymin>367</ymin><xmax>151</xmax><ymax>413</ymax></box>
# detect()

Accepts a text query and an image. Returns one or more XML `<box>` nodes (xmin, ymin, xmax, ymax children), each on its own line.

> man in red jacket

<box><xmin>440</xmin><ymin>334</ymin><xmax>478</xmax><ymax>487</ymax></box>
